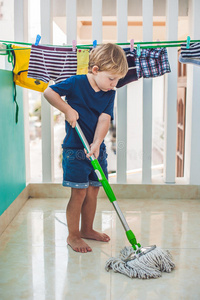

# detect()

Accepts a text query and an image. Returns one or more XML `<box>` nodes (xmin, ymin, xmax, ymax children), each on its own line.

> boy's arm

<box><xmin>87</xmin><ymin>113</ymin><xmax>111</xmax><ymax>158</ymax></box>
<box><xmin>43</xmin><ymin>87</ymin><xmax>79</xmax><ymax>128</ymax></box>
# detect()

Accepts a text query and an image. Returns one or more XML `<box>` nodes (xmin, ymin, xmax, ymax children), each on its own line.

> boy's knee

<box><xmin>71</xmin><ymin>188</ymin><xmax>87</xmax><ymax>199</ymax></box>
<box><xmin>89</xmin><ymin>186</ymin><xmax>99</xmax><ymax>193</ymax></box>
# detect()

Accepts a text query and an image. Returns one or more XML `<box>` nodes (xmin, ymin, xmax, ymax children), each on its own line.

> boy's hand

<box><xmin>85</xmin><ymin>142</ymin><xmax>100</xmax><ymax>159</ymax></box>
<box><xmin>65</xmin><ymin>106</ymin><xmax>79</xmax><ymax>128</ymax></box>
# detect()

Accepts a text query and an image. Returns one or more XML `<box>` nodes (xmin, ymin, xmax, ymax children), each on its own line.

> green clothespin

<box><xmin>186</xmin><ymin>36</ymin><xmax>190</xmax><ymax>49</ymax></box>
<box><xmin>137</xmin><ymin>44</ymin><xmax>141</xmax><ymax>57</ymax></box>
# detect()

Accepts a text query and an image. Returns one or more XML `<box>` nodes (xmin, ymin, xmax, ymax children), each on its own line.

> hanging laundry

<box><xmin>179</xmin><ymin>42</ymin><xmax>200</xmax><ymax>66</ymax></box>
<box><xmin>28</xmin><ymin>45</ymin><xmax>77</xmax><ymax>84</ymax></box>
<box><xmin>136</xmin><ymin>48</ymin><xmax>171</xmax><ymax>78</ymax></box>
<box><xmin>76</xmin><ymin>49</ymin><xmax>89</xmax><ymax>75</ymax></box>
<box><xmin>116</xmin><ymin>48</ymin><xmax>138</xmax><ymax>88</ymax></box>
<box><xmin>12</xmin><ymin>45</ymin><xmax>48</xmax><ymax>92</ymax></box>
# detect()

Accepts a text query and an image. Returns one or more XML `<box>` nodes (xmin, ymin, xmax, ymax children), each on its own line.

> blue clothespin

<box><xmin>186</xmin><ymin>36</ymin><xmax>190</xmax><ymax>49</ymax></box>
<box><xmin>137</xmin><ymin>44</ymin><xmax>141</xmax><ymax>57</ymax></box>
<box><xmin>35</xmin><ymin>34</ymin><xmax>41</xmax><ymax>46</ymax></box>
<box><xmin>130</xmin><ymin>39</ymin><xmax>134</xmax><ymax>52</ymax></box>
<box><xmin>93</xmin><ymin>40</ymin><xmax>97</xmax><ymax>48</ymax></box>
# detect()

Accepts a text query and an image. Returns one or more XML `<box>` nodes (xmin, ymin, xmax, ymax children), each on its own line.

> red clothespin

<box><xmin>130</xmin><ymin>39</ymin><xmax>134</xmax><ymax>52</ymax></box>
<box><xmin>72</xmin><ymin>40</ymin><xmax>77</xmax><ymax>52</ymax></box>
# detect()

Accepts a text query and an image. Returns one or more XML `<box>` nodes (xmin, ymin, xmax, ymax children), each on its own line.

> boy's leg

<box><xmin>66</xmin><ymin>188</ymin><xmax>92</xmax><ymax>253</ymax></box>
<box><xmin>80</xmin><ymin>186</ymin><xmax>110</xmax><ymax>242</ymax></box>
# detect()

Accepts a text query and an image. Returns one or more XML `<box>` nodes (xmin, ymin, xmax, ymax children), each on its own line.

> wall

<box><xmin>0</xmin><ymin>70</ymin><xmax>26</xmax><ymax>216</ymax></box>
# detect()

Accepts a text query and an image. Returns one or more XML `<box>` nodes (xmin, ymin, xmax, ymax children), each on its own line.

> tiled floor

<box><xmin>0</xmin><ymin>197</ymin><xmax>200</xmax><ymax>300</ymax></box>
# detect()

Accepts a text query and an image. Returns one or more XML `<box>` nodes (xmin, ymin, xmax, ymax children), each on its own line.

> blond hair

<box><xmin>88</xmin><ymin>43</ymin><xmax>128</xmax><ymax>78</ymax></box>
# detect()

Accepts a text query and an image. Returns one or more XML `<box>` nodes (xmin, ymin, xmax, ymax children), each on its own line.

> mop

<box><xmin>75</xmin><ymin>122</ymin><xmax>175</xmax><ymax>279</ymax></box>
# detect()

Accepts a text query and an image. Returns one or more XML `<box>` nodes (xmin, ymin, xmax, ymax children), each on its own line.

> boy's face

<box><xmin>93</xmin><ymin>67</ymin><xmax>122</xmax><ymax>92</ymax></box>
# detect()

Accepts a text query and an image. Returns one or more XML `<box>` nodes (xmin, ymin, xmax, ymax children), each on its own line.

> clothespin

<box><xmin>137</xmin><ymin>44</ymin><xmax>141</xmax><ymax>57</ymax></box>
<box><xmin>186</xmin><ymin>36</ymin><xmax>190</xmax><ymax>49</ymax></box>
<box><xmin>0</xmin><ymin>43</ymin><xmax>7</xmax><ymax>54</ymax></box>
<box><xmin>72</xmin><ymin>40</ymin><xmax>77</xmax><ymax>52</ymax></box>
<box><xmin>130</xmin><ymin>39</ymin><xmax>134</xmax><ymax>52</ymax></box>
<box><xmin>35</xmin><ymin>34</ymin><xmax>41</xmax><ymax>46</ymax></box>
<box><xmin>93</xmin><ymin>40</ymin><xmax>97</xmax><ymax>48</ymax></box>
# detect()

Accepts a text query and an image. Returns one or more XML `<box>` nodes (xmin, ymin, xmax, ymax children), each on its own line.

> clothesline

<box><xmin>2</xmin><ymin>37</ymin><xmax>199</xmax><ymax>124</ymax></box>
<box><xmin>1</xmin><ymin>38</ymin><xmax>200</xmax><ymax>52</ymax></box>
<box><xmin>77</xmin><ymin>39</ymin><xmax>200</xmax><ymax>49</ymax></box>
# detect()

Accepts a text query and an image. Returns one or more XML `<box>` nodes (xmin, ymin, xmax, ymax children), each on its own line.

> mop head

<box><xmin>105</xmin><ymin>246</ymin><xmax>175</xmax><ymax>279</ymax></box>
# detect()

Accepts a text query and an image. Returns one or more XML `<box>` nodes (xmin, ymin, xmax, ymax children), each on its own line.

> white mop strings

<box><xmin>105</xmin><ymin>246</ymin><xmax>175</xmax><ymax>279</ymax></box>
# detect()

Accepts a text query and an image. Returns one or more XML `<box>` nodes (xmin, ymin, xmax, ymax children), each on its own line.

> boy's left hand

<box><xmin>85</xmin><ymin>143</ymin><xmax>100</xmax><ymax>159</ymax></box>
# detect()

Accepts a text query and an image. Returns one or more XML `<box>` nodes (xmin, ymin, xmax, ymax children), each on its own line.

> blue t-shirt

<box><xmin>50</xmin><ymin>75</ymin><xmax>116</xmax><ymax>149</ymax></box>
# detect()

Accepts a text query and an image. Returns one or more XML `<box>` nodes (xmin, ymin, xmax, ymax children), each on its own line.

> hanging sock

<box><xmin>116</xmin><ymin>48</ymin><xmax>138</xmax><ymax>88</ymax></box>
<box><xmin>76</xmin><ymin>49</ymin><xmax>89</xmax><ymax>75</ymax></box>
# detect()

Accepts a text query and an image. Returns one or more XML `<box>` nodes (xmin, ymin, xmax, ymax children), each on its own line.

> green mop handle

<box><xmin>75</xmin><ymin>122</ymin><xmax>141</xmax><ymax>250</ymax></box>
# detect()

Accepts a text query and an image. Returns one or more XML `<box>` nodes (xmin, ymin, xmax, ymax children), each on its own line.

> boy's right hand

<box><xmin>85</xmin><ymin>142</ymin><xmax>100</xmax><ymax>159</ymax></box>
<box><xmin>65</xmin><ymin>105</ymin><xmax>79</xmax><ymax>128</ymax></box>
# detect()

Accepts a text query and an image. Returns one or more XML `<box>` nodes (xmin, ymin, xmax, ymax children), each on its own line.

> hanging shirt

<box><xmin>49</xmin><ymin>74</ymin><xmax>115</xmax><ymax>149</ymax></box>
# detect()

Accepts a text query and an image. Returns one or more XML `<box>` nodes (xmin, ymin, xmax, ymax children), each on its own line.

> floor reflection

<box><xmin>0</xmin><ymin>197</ymin><xmax>200</xmax><ymax>299</ymax></box>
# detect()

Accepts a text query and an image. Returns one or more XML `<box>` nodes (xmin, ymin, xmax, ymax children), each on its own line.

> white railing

<box><xmin>14</xmin><ymin>0</ymin><xmax>200</xmax><ymax>185</ymax></box>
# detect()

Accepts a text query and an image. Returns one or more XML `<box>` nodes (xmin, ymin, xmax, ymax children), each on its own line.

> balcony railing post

<box><xmin>66</xmin><ymin>0</ymin><xmax>77</xmax><ymax>44</ymax></box>
<box><xmin>92</xmin><ymin>0</ymin><xmax>102</xmax><ymax>43</ymax></box>
<box><xmin>142</xmin><ymin>0</ymin><xmax>153</xmax><ymax>183</ymax></box>
<box><xmin>14</xmin><ymin>0</ymin><xmax>30</xmax><ymax>183</ymax></box>
<box><xmin>184</xmin><ymin>0</ymin><xmax>200</xmax><ymax>184</ymax></box>
<box><xmin>116</xmin><ymin>0</ymin><xmax>128</xmax><ymax>183</ymax></box>
<box><xmin>164</xmin><ymin>0</ymin><xmax>178</xmax><ymax>184</ymax></box>
<box><xmin>41</xmin><ymin>0</ymin><xmax>54</xmax><ymax>182</ymax></box>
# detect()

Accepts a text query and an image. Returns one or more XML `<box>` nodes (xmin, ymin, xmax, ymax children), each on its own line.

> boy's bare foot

<box><xmin>67</xmin><ymin>236</ymin><xmax>92</xmax><ymax>253</ymax></box>
<box><xmin>80</xmin><ymin>229</ymin><xmax>110</xmax><ymax>242</ymax></box>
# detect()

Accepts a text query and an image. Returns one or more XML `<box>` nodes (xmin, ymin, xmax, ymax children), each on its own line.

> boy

<box><xmin>44</xmin><ymin>43</ymin><xmax>128</xmax><ymax>253</ymax></box>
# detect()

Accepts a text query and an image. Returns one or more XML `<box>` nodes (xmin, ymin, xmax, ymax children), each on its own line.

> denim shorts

<box><xmin>62</xmin><ymin>146</ymin><xmax>108</xmax><ymax>189</ymax></box>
